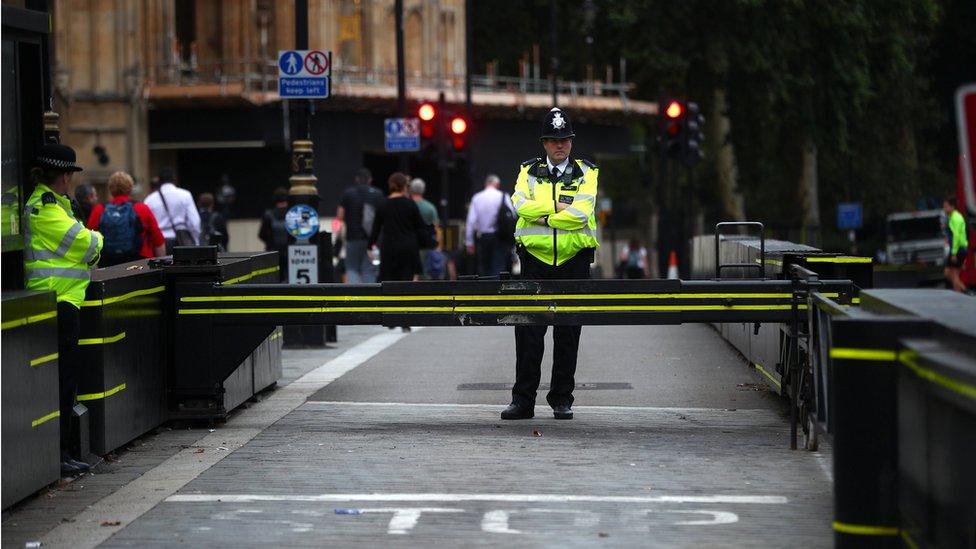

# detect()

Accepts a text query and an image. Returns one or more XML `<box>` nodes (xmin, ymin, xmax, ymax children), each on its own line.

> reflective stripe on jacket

<box><xmin>24</xmin><ymin>183</ymin><xmax>102</xmax><ymax>308</ymax></box>
<box><xmin>512</xmin><ymin>157</ymin><xmax>599</xmax><ymax>266</ymax></box>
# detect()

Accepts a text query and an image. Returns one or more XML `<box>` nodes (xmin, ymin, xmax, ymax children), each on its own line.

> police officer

<box><xmin>501</xmin><ymin>108</ymin><xmax>599</xmax><ymax>420</ymax></box>
<box><xmin>25</xmin><ymin>143</ymin><xmax>103</xmax><ymax>476</ymax></box>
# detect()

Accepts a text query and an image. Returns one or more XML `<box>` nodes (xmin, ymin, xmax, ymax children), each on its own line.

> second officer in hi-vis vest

<box><xmin>502</xmin><ymin>107</ymin><xmax>599</xmax><ymax>420</ymax></box>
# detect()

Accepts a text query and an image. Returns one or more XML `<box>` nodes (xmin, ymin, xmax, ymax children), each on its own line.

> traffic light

<box><xmin>683</xmin><ymin>102</ymin><xmax>705</xmax><ymax>166</ymax></box>
<box><xmin>660</xmin><ymin>99</ymin><xmax>685</xmax><ymax>158</ymax></box>
<box><xmin>449</xmin><ymin>114</ymin><xmax>468</xmax><ymax>153</ymax></box>
<box><xmin>418</xmin><ymin>102</ymin><xmax>437</xmax><ymax>143</ymax></box>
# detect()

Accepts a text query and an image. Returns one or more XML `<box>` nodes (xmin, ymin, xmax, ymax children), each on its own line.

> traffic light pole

<box><xmin>438</xmin><ymin>91</ymin><xmax>449</xmax><ymax>222</ymax></box>
<box><xmin>395</xmin><ymin>0</ymin><xmax>408</xmax><ymax>172</ymax></box>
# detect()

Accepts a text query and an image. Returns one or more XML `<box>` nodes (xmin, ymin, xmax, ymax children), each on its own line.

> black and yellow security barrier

<box><xmin>824</xmin><ymin>289</ymin><xmax>976</xmax><ymax>548</ymax></box>
<box><xmin>1</xmin><ymin>289</ymin><xmax>60</xmax><ymax>508</ymax></box>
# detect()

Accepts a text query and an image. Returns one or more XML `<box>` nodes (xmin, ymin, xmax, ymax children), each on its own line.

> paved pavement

<box><xmin>2</xmin><ymin>324</ymin><xmax>834</xmax><ymax>547</ymax></box>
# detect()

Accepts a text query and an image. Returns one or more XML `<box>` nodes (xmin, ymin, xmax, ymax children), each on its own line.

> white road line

<box><xmin>165</xmin><ymin>493</ymin><xmax>788</xmax><ymax>505</ymax></box>
<box><xmin>813</xmin><ymin>452</ymin><xmax>834</xmax><ymax>483</ymax></box>
<box><xmin>39</xmin><ymin>329</ymin><xmax>409</xmax><ymax>549</ymax></box>
<box><xmin>302</xmin><ymin>401</ymin><xmax>768</xmax><ymax>413</ymax></box>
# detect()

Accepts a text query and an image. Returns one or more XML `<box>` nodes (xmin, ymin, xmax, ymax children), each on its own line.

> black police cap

<box><xmin>36</xmin><ymin>143</ymin><xmax>83</xmax><ymax>173</ymax></box>
<box><xmin>540</xmin><ymin>107</ymin><xmax>575</xmax><ymax>140</ymax></box>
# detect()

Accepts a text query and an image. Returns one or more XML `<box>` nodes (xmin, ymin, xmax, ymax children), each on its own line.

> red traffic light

<box><xmin>666</xmin><ymin>122</ymin><xmax>681</xmax><ymax>137</ymax></box>
<box><xmin>418</xmin><ymin>103</ymin><xmax>436</xmax><ymax>121</ymax></box>
<box><xmin>452</xmin><ymin>135</ymin><xmax>466</xmax><ymax>151</ymax></box>
<box><xmin>665</xmin><ymin>100</ymin><xmax>683</xmax><ymax>119</ymax></box>
<box><xmin>450</xmin><ymin>116</ymin><xmax>467</xmax><ymax>135</ymax></box>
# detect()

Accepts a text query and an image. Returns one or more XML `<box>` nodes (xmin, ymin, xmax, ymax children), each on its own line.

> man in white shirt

<box><xmin>465</xmin><ymin>174</ymin><xmax>514</xmax><ymax>277</ymax></box>
<box><xmin>144</xmin><ymin>167</ymin><xmax>201</xmax><ymax>252</ymax></box>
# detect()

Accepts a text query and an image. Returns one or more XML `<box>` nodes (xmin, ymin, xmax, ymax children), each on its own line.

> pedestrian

<box><xmin>465</xmin><ymin>174</ymin><xmax>515</xmax><ymax>277</ymax></box>
<box><xmin>409</xmin><ymin>177</ymin><xmax>445</xmax><ymax>279</ymax></box>
<box><xmin>370</xmin><ymin>172</ymin><xmax>425</xmax><ymax>332</ymax></box>
<box><xmin>944</xmin><ymin>194</ymin><xmax>970</xmax><ymax>292</ymax></box>
<box><xmin>336</xmin><ymin>168</ymin><xmax>383</xmax><ymax>283</ymax></box>
<box><xmin>619</xmin><ymin>238</ymin><xmax>650</xmax><ymax>279</ymax></box>
<box><xmin>215</xmin><ymin>174</ymin><xmax>236</xmax><ymax>218</ymax></box>
<box><xmin>258</xmin><ymin>187</ymin><xmax>290</xmax><ymax>280</ymax></box>
<box><xmin>502</xmin><ymin>107</ymin><xmax>599</xmax><ymax>421</ymax></box>
<box><xmin>73</xmin><ymin>183</ymin><xmax>97</xmax><ymax>224</ymax></box>
<box><xmin>197</xmin><ymin>192</ymin><xmax>229</xmax><ymax>251</ymax></box>
<box><xmin>86</xmin><ymin>171</ymin><xmax>166</xmax><ymax>266</ymax></box>
<box><xmin>144</xmin><ymin>167</ymin><xmax>200</xmax><ymax>252</ymax></box>
<box><xmin>24</xmin><ymin>143</ymin><xmax>103</xmax><ymax>476</ymax></box>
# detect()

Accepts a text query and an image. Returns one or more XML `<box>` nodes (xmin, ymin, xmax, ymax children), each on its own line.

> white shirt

<box><xmin>465</xmin><ymin>185</ymin><xmax>514</xmax><ymax>246</ymax></box>
<box><xmin>145</xmin><ymin>183</ymin><xmax>202</xmax><ymax>243</ymax></box>
<box><xmin>546</xmin><ymin>156</ymin><xmax>570</xmax><ymax>177</ymax></box>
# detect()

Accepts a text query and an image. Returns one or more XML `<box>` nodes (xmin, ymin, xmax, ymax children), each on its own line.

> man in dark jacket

<box><xmin>258</xmin><ymin>187</ymin><xmax>290</xmax><ymax>281</ymax></box>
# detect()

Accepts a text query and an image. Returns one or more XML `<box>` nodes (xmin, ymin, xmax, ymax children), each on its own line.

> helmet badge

<box><xmin>551</xmin><ymin>112</ymin><xmax>566</xmax><ymax>129</ymax></box>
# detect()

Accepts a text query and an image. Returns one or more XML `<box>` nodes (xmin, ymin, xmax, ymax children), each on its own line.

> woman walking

<box><xmin>369</xmin><ymin>172</ymin><xmax>425</xmax><ymax>284</ymax></box>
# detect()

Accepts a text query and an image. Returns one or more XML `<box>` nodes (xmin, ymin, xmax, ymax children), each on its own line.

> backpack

<box><xmin>100</xmin><ymin>201</ymin><xmax>142</xmax><ymax>260</ymax></box>
<box><xmin>199</xmin><ymin>210</ymin><xmax>226</xmax><ymax>251</ymax></box>
<box><xmin>495</xmin><ymin>193</ymin><xmax>516</xmax><ymax>244</ymax></box>
<box><xmin>626</xmin><ymin>248</ymin><xmax>642</xmax><ymax>269</ymax></box>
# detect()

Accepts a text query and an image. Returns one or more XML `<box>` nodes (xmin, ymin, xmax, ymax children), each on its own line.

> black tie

<box><xmin>551</xmin><ymin>167</ymin><xmax>561</xmax><ymax>179</ymax></box>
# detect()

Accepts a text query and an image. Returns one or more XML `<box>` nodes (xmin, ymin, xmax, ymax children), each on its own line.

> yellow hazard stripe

<box><xmin>753</xmin><ymin>362</ymin><xmax>781</xmax><ymax>390</ymax></box>
<box><xmin>1</xmin><ymin>310</ymin><xmax>57</xmax><ymax>330</ymax></box>
<box><xmin>181</xmin><ymin>292</ymin><xmax>830</xmax><ymax>303</ymax></box>
<box><xmin>30</xmin><ymin>352</ymin><xmax>59</xmax><ymax>367</ymax></box>
<box><xmin>77</xmin><ymin>382</ymin><xmax>126</xmax><ymax>401</ymax></box>
<box><xmin>179</xmin><ymin>304</ymin><xmax>804</xmax><ymax>315</ymax></box>
<box><xmin>755</xmin><ymin>258</ymin><xmax>784</xmax><ymax>266</ymax></box>
<box><xmin>31</xmin><ymin>410</ymin><xmax>60</xmax><ymax>428</ymax></box>
<box><xmin>78</xmin><ymin>331</ymin><xmax>126</xmax><ymax>345</ymax></box>
<box><xmin>222</xmin><ymin>266</ymin><xmax>281</xmax><ymax>285</ymax></box>
<box><xmin>269</xmin><ymin>330</ymin><xmax>283</xmax><ymax>341</ymax></box>
<box><xmin>832</xmin><ymin>521</ymin><xmax>899</xmax><ymax>536</ymax></box>
<box><xmin>82</xmin><ymin>285</ymin><xmax>166</xmax><ymax>307</ymax></box>
<box><xmin>852</xmin><ymin>297</ymin><xmax>861</xmax><ymax>304</ymax></box>
<box><xmin>899</xmin><ymin>350</ymin><xmax>976</xmax><ymax>401</ymax></box>
<box><xmin>829</xmin><ymin>348</ymin><xmax>897</xmax><ymax>361</ymax></box>
<box><xmin>807</xmin><ymin>257</ymin><xmax>872</xmax><ymax>264</ymax></box>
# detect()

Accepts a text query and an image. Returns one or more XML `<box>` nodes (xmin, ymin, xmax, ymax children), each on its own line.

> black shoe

<box><xmin>553</xmin><ymin>405</ymin><xmax>573</xmax><ymax>420</ymax></box>
<box><xmin>500</xmin><ymin>404</ymin><xmax>534</xmax><ymax>420</ymax></box>
<box><xmin>60</xmin><ymin>460</ymin><xmax>84</xmax><ymax>477</ymax></box>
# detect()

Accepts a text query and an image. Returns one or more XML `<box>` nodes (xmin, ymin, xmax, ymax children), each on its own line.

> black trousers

<box><xmin>512</xmin><ymin>247</ymin><xmax>593</xmax><ymax>408</ymax></box>
<box><xmin>57</xmin><ymin>302</ymin><xmax>81</xmax><ymax>454</ymax></box>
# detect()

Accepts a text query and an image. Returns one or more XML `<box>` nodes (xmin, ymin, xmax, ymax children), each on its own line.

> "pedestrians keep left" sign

<box><xmin>278</xmin><ymin>50</ymin><xmax>331</xmax><ymax>99</ymax></box>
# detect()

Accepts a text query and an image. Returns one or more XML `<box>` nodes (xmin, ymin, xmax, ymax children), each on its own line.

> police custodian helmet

<box><xmin>540</xmin><ymin>107</ymin><xmax>575</xmax><ymax>140</ymax></box>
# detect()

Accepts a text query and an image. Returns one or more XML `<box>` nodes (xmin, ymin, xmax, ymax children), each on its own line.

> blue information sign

<box><xmin>837</xmin><ymin>202</ymin><xmax>863</xmax><ymax>230</ymax></box>
<box><xmin>285</xmin><ymin>204</ymin><xmax>320</xmax><ymax>241</ymax></box>
<box><xmin>384</xmin><ymin>118</ymin><xmax>421</xmax><ymax>152</ymax></box>
<box><xmin>278</xmin><ymin>50</ymin><xmax>331</xmax><ymax>99</ymax></box>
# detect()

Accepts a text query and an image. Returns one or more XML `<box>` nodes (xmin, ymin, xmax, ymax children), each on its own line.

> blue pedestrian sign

<box><xmin>837</xmin><ymin>202</ymin><xmax>863</xmax><ymax>230</ymax></box>
<box><xmin>384</xmin><ymin>118</ymin><xmax>421</xmax><ymax>152</ymax></box>
<box><xmin>278</xmin><ymin>50</ymin><xmax>331</xmax><ymax>99</ymax></box>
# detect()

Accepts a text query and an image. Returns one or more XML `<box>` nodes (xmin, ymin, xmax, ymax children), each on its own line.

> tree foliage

<box><xmin>472</xmin><ymin>0</ymin><xmax>973</xmax><ymax>250</ymax></box>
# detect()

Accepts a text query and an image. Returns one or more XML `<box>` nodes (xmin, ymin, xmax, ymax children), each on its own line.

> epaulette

<box><xmin>580</xmin><ymin>158</ymin><xmax>598</xmax><ymax>169</ymax></box>
<box><xmin>521</xmin><ymin>157</ymin><xmax>541</xmax><ymax>167</ymax></box>
<box><xmin>41</xmin><ymin>192</ymin><xmax>57</xmax><ymax>205</ymax></box>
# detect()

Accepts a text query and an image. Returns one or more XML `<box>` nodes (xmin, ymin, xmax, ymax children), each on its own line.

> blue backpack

<box><xmin>100</xmin><ymin>201</ymin><xmax>142</xmax><ymax>260</ymax></box>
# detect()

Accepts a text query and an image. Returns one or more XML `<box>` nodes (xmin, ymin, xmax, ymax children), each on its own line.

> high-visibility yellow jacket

<box><xmin>512</xmin><ymin>157</ymin><xmax>599</xmax><ymax>266</ymax></box>
<box><xmin>24</xmin><ymin>183</ymin><xmax>102</xmax><ymax>308</ymax></box>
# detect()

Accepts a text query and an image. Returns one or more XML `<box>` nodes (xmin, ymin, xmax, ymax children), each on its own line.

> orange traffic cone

<box><xmin>667</xmin><ymin>250</ymin><xmax>679</xmax><ymax>279</ymax></box>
